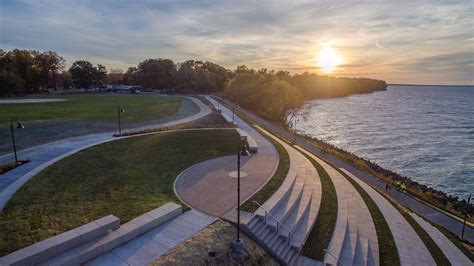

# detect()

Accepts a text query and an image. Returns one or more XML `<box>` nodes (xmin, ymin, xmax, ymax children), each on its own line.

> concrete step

<box><xmin>367</xmin><ymin>240</ymin><xmax>376</xmax><ymax>266</ymax></box>
<box><xmin>339</xmin><ymin>223</ymin><xmax>357</xmax><ymax>265</ymax></box>
<box><xmin>267</xmin><ymin>175</ymin><xmax>303</xmax><ymax>229</ymax></box>
<box><xmin>324</xmin><ymin>199</ymin><xmax>348</xmax><ymax>265</ymax></box>
<box><xmin>281</xmin><ymin>185</ymin><xmax>311</xmax><ymax>236</ymax></box>
<box><xmin>353</xmin><ymin>236</ymin><xmax>369</xmax><ymax>266</ymax></box>
<box><xmin>256</xmin><ymin>169</ymin><xmax>297</xmax><ymax>218</ymax></box>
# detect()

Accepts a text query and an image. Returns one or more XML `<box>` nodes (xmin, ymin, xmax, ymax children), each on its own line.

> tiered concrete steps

<box><xmin>295</xmin><ymin>147</ymin><xmax>379</xmax><ymax>266</ymax></box>
<box><xmin>341</xmin><ymin>168</ymin><xmax>436</xmax><ymax>266</ymax></box>
<box><xmin>244</xmin><ymin>127</ymin><xmax>322</xmax><ymax>265</ymax></box>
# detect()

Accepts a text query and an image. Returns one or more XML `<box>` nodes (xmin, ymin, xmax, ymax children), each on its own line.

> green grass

<box><xmin>0</xmin><ymin>95</ymin><xmax>182</xmax><ymax>123</ymax></box>
<box><xmin>240</xmin><ymin>127</ymin><xmax>290</xmax><ymax>212</ymax></box>
<box><xmin>300</xmin><ymin>152</ymin><xmax>338</xmax><ymax>261</ymax></box>
<box><xmin>334</xmin><ymin>167</ymin><xmax>400</xmax><ymax>266</ymax></box>
<box><xmin>0</xmin><ymin>129</ymin><xmax>240</xmax><ymax>256</ymax></box>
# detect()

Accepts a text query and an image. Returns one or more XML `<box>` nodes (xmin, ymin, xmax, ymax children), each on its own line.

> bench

<box><xmin>1</xmin><ymin>203</ymin><xmax>183</xmax><ymax>266</ymax></box>
<box><xmin>1</xmin><ymin>215</ymin><xmax>119</xmax><ymax>266</ymax></box>
<box><xmin>235</xmin><ymin>128</ymin><xmax>258</xmax><ymax>153</ymax></box>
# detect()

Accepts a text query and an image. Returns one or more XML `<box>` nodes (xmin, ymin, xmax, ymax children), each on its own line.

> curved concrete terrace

<box><xmin>0</xmin><ymin>96</ymin><xmax>211</xmax><ymax>211</ymax></box>
<box><xmin>174</xmin><ymin>96</ymin><xmax>279</xmax><ymax>217</ymax></box>
<box><xmin>341</xmin><ymin>168</ymin><xmax>435</xmax><ymax>266</ymax></box>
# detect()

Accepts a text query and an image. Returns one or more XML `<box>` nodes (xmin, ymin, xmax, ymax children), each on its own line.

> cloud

<box><xmin>0</xmin><ymin>0</ymin><xmax>472</xmax><ymax>84</ymax></box>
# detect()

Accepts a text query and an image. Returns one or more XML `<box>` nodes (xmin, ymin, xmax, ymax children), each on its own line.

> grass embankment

<box><xmin>334</xmin><ymin>167</ymin><xmax>400</xmax><ymax>265</ymax></box>
<box><xmin>300</xmin><ymin>153</ymin><xmax>337</xmax><ymax>261</ymax></box>
<box><xmin>0</xmin><ymin>95</ymin><xmax>182</xmax><ymax>123</ymax></box>
<box><xmin>0</xmin><ymin>129</ymin><xmax>240</xmax><ymax>256</ymax></box>
<box><xmin>240</xmin><ymin>126</ymin><xmax>289</xmax><ymax>212</ymax></box>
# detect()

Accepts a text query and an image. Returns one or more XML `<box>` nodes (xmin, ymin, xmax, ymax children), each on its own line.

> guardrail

<box><xmin>252</xmin><ymin>201</ymin><xmax>304</xmax><ymax>248</ymax></box>
<box><xmin>323</xmin><ymin>248</ymin><xmax>345</xmax><ymax>266</ymax></box>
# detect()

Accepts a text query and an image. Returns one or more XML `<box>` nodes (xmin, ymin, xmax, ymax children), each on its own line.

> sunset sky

<box><xmin>1</xmin><ymin>0</ymin><xmax>473</xmax><ymax>85</ymax></box>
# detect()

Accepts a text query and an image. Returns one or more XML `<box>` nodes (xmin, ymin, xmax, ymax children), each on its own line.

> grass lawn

<box><xmin>0</xmin><ymin>129</ymin><xmax>240</xmax><ymax>256</ymax></box>
<box><xmin>0</xmin><ymin>95</ymin><xmax>182</xmax><ymax>124</ymax></box>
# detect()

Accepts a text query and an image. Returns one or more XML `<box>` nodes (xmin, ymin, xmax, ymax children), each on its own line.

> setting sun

<box><xmin>318</xmin><ymin>46</ymin><xmax>342</xmax><ymax>73</ymax></box>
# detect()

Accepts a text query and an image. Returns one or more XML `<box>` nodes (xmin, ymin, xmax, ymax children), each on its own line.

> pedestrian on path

<box><xmin>385</xmin><ymin>183</ymin><xmax>389</xmax><ymax>193</ymax></box>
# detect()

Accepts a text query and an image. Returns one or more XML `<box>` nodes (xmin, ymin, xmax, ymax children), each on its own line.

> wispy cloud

<box><xmin>0</xmin><ymin>0</ymin><xmax>472</xmax><ymax>84</ymax></box>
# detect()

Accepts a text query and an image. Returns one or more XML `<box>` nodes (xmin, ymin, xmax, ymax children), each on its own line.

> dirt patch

<box><xmin>150</xmin><ymin>220</ymin><xmax>278</xmax><ymax>266</ymax></box>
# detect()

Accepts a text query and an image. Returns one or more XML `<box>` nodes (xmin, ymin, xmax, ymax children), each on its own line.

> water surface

<box><xmin>295</xmin><ymin>85</ymin><xmax>474</xmax><ymax>200</ymax></box>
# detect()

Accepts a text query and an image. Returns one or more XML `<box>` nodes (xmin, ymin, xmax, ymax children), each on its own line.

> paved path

<box><xmin>0</xmin><ymin>96</ymin><xmax>211</xmax><ymax>211</ymax></box>
<box><xmin>174</xmin><ymin>97</ymin><xmax>278</xmax><ymax>217</ymax></box>
<box><xmin>342</xmin><ymin>168</ymin><xmax>435</xmax><ymax>266</ymax></box>
<box><xmin>86</xmin><ymin>210</ymin><xmax>216</xmax><ymax>266</ymax></box>
<box><xmin>409</xmin><ymin>212</ymin><xmax>472</xmax><ymax>265</ymax></box>
<box><xmin>219</xmin><ymin>98</ymin><xmax>474</xmax><ymax>243</ymax></box>
<box><xmin>0</xmin><ymin>98</ymin><xmax>67</xmax><ymax>104</ymax></box>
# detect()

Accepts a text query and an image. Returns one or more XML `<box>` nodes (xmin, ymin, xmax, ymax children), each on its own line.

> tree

<box><xmin>47</xmin><ymin>51</ymin><xmax>65</xmax><ymax>90</ymax></box>
<box><xmin>95</xmin><ymin>64</ymin><xmax>107</xmax><ymax>87</ymax></box>
<box><xmin>69</xmin><ymin>60</ymin><xmax>96</xmax><ymax>91</ymax></box>
<box><xmin>123</xmin><ymin>67</ymin><xmax>138</xmax><ymax>85</ymax></box>
<box><xmin>0</xmin><ymin>69</ymin><xmax>24</xmax><ymax>96</ymax></box>
<box><xmin>135</xmin><ymin>58</ymin><xmax>176</xmax><ymax>90</ymax></box>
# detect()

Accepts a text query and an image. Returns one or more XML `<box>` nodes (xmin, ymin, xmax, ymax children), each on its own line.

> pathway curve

<box><xmin>341</xmin><ymin>168</ymin><xmax>435</xmax><ymax>266</ymax></box>
<box><xmin>409</xmin><ymin>212</ymin><xmax>471</xmax><ymax>265</ymax></box>
<box><xmin>0</xmin><ymin>96</ymin><xmax>211</xmax><ymax>211</ymax></box>
<box><xmin>220</xmin><ymin>98</ymin><xmax>474</xmax><ymax>243</ymax></box>
<box><xmin>295</xmin><ymin>146</ymin><xmax>379</xmax><ymax>266</ymax></box>
<box><xmin>174</xmin><ymin>96</ymin><xmax>278</xmax><ymax>217</ymax></box>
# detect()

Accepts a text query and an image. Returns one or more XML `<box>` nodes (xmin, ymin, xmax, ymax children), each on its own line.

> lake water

<box><xmin>295</xmin><ymin>85</ymin><xmax>474</xmax><ymax>200</ymax></box>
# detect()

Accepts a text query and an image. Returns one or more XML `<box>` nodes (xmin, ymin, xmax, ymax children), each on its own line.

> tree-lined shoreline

<box><xmin>1</xmin><ymin>49</ymin><xmax>386</xmax><ymax>123</ymax></box>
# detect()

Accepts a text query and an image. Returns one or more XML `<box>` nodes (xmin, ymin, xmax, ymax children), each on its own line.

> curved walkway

<box><xmin>341</xmin><ymin>168</ymin><xmax>435</xmax><ymax>266</ymax></box>
<box><xmin>296</xmin><ymin>146</ymin><xmax>378</xmax><ymax>266</ymax></box>
<box><xmin>174</xmin><ymin>98</ymin><xmax>278</xmax><ymax>217</ymax></box>
<box><xmin>0</xmin><ymin>96</ymin><xmax>211</xmax><ymax>211</ymax></box>
<box><xmin>409</xmin><ymin>212</ymin><xmax>471</xmax><ymax>265</ymax></box>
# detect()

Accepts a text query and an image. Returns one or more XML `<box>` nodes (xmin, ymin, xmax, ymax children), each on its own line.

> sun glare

<box><xmin>318</xmin><ymin>46</ymin><xmax>342</xmax><ymax>73</ymax></box>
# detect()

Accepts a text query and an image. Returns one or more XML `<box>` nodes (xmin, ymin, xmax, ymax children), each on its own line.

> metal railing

<box><xmin>323</xmin><ymin>249</ymin><xmax>345</xmax><ymax>266</ymax></box>
<box><xmin>252</xmin><ymin>201</ymin><xmax>304</xmax><ymax>248</ymax></box>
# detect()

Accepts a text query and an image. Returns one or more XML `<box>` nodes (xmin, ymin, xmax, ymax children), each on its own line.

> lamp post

<box><xmin>232</xmin><ymin>136</ymin><xmax>250</xmax><ymax>258</ymax></box>
<box><xmin>461</xmin><ymin>193</ymin><xmax>472</xmax><ymax>239</ymax></box>
<box><xmin>232</xmin><ymin>104</ymin><xmax>235</xmax><ymax>124</ymax></box>
<box><xmin>293</xmin><ymin>117</ymin><xmax>299</xmax><ymax>143</ymax></box>
<box><xmin>117</xmin><ymin>106</ymin><xmax>125</xmax><ymax>136</ymax></box>
<box><xmin>10</xmin><ymin>118</ymin><xmax>24</xmax><ymax>163</ymax></box>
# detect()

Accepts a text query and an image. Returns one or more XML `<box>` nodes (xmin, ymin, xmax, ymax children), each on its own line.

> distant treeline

<box><xmin>0</xmin><ymin>49</ymin><xmax>107</xmax><ymax>95</ymax></box>
<box><xmin>224</xmin><ymin>66</ymin><xmax>386</xmax><ymax>122</ymax></box>
<box><xmin>1</xmin><ymin>49</ymin><xmax>386</xmax><ymax>122</ymax></box>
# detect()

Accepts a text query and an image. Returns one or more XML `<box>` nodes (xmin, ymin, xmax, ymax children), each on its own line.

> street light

<box><xmin>461</xmin><ymin>193</ymin><xmax>472</xmax><ymax>239</ymax></box>
<box><xmin>293</xmin><ymin>117</ymin><xmax>299</xmax><ymax>143</ymax></box>
<box><xmin>10</xmin><ymin>118</ymin><xmax>24</xmax><ymax>163</ymax></box>
<box><xmin>117</xmin><ymin>106</ymin><xmax>125</xmax><ymax>136</ymax></box>
<box><xmin>232</xmin><ymin>104</ymin><xmax>235</xmax><ymax>124</ymax></box>
<box><xmin>232</xmin><ymin>136</ymin><xmax>250</xmax><ymax>258</ymax></box>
